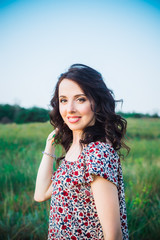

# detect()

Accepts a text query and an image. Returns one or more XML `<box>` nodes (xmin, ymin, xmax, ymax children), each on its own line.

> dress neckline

<box><xmin>64</xmin><ymin>148</ymin><xmax>84</xmax><ymax>164</ymax></box>
<box><xmin>64</xmin><ymin>142</ymin><xmax>91</xmax><ymax>164</ymax></box>
<box><xmin>63</xmin><ymin>141</ymin><xmax>113</xmax><ymax>164</ymax></box>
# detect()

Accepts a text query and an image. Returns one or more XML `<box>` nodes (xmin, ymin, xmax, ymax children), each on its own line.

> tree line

<box><xmin>0</xmin><ymin>104</ymin><xmax>159</xmax><ymax>124</ymax></box>
<box><xmin>0</xmin><ymin>104</ymin><xmax>49</xmax><ymax>124</ymax></box>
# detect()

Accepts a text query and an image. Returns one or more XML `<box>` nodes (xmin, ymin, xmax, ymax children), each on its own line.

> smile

<box><xmin>67</xmin><ymin>117</ymin><xmax>81</xmax><ymax>123</ymax></box>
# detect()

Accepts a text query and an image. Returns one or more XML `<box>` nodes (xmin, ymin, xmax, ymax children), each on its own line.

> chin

<box><xmin>66</xmin><ymin>124</ymin><xmax>85</xmax><ymax>131</ymax></box>
<box><xmin>69</xmin><ymin>127</ymin><xmax>84</xmax><ymax>131</ymax></box>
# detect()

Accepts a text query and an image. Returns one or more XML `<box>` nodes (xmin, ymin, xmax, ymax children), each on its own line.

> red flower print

<box><xmin>71</xmin><ymin>236</ymin><xmax>77</xmax><ymax>240</ymax></box>
<box><xmin>58</xmin><ymin>207</ymin><xmax>63</xmax><ymax>213</ymax></box>
<box><xmin>73</xmin><ymin>181</ymin><xmax>78</xmax><ymax>185</ymax></box>
<box><xmin>104</xmin><ymin>153</ymin><xmax>108</xmax><ymax>158</ymax></box>
<box><xmin>66</xmin><ymin>178</ymin><xmax>71</xmax><ymax>182</ymax></box>
<box><xmin>86</xmin><ymin>232</ymin><xmax>91</xmax><ymax>238</ymax></box>
<box><xmin>48</xmin><ymin>141</ymin><xmax>129</xmax><ymax>240</ymax></box>
<box><xmin>64</xmin><ymin>217</ymin><xmax>68</xmax><ymax>222</ymax></box>
<box><xmin>63</xmin><ymin>190</ymin><xmax>68</xmax><ymax>196</ymax></box>
<box><xmin>85</xmin><ymin>190</ymin><xmax>90</xmax><ymax>196</ymax></box>
<box><xmin>77</xmin><ymin>229</ymin><xmax>82</xmax><ymax>234</ymax></box>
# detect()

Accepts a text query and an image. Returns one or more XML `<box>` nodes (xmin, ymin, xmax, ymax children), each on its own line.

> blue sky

<box><xmin>0</xmin><ymin>0</ymin><xmax>160</xmax><ymax>114</ymax></box>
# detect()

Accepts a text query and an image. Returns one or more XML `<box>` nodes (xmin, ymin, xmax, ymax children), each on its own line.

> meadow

<box><xmin>0</xmin><ymin>118</ymin><xmax>160</xmax><ymax>240</ymax></box>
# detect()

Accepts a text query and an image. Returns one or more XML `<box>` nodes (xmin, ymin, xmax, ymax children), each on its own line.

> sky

<box><xmin>0</xmin><ymin>0</ymin><xmax>160</xmax><ymax>114</ymax></box>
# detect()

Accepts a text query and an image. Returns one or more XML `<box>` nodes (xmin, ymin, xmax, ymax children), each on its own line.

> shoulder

<box><xmin>83</xmin><ymin>141</ymin><xmax>120</xmax><ymax>186</ymax></box>
<box><xmin>83</xmin><ymin>141</ymin><xmax>120</xmax><ymax>171</ymax></box>
<box><xmin>84</xmin><ymin>141</ymin><xmax>119</xmax><ymax>160</ymax></box>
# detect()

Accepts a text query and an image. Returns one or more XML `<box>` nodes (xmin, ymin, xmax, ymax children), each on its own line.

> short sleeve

<box><xmin>84</xmin><ymin>142</ymin><xmax>119</xmax><ymax>187</ymax></box>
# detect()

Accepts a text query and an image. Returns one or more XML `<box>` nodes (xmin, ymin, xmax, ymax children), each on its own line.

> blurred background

<box><xmin>0</xmin><ymin>0</ymin><xmax>160</xmax><ymax>239</ymax></box>
<box><xmin>0</xmin><ymin>0</ymin><xmax>160</xmax><ymax>114</ymax></box>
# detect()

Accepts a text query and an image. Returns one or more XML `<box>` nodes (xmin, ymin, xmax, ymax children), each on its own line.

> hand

<box><xmin>47</xmin><ymin>128</ymin><xmax>59</xmax><ymax>143</ymax></box>
<box><xmin>45</xmin><ymin>128</ymin><xmax>59</xmax><ymax>152</ymax></box>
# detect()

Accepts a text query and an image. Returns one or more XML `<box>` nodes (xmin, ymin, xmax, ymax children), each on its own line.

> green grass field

<box><xmin>0</xmin><ymin>118</ymin><xmax>160</xmax><ymax>240</ymax></box>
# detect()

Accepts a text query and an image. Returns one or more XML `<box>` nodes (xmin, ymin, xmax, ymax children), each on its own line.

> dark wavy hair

<box><xmin>49</xmin><ymin>64</ymin><xmax>130</xmax><ymax>166</ymax></box>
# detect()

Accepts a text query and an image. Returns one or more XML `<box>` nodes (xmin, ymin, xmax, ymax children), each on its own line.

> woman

<box><xmin>34</xmin><ymin>64</ymin><xmax>130</xmax><ymax>240</ymax></box>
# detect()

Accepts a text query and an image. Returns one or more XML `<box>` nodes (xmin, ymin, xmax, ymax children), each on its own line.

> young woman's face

<box><xmin>58</xmin><ymin>79</ymin><xmax>95</xmax><ymax>132</ymax></box>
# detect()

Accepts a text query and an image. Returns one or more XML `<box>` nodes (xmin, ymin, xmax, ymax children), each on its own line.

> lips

<box><xmin>67</xmin><ymin>116</ymin><xmax>81</xmax><ymax>123</ymax></box>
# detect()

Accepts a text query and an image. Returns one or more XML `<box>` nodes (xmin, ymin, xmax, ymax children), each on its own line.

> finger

<box><xmin>55</xmin><ymin>128</ymin><xmax>59</xmax><ymax>134</ymax></box>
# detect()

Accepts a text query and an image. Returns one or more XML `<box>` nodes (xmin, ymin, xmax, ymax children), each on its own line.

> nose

<box><xmin>67</xmin><ymin>100</ymin><xmax>76</xmax><ymax>113</ymax></box>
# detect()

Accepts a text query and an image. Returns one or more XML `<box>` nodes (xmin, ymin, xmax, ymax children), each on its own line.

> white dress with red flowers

<box><xmin>48</xmin><ymin>141</ymin><xmax>129</xmax><ymax>240</ymax></box>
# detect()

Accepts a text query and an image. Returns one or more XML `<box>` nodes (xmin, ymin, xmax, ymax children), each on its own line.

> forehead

<box><xmin>59</xmin><ymin>79</ymin><xmax>84</xmax><ymax>96</ymax></box>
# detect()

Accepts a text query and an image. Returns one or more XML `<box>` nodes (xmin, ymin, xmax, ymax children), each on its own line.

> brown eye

<box><xmin>77</xmin><ymin>98</ymin><xmax>86</xmax><ymax>103</ymax></box>
<box><xmin>60</xmin><ymin>99</ymin><xmax>67</xmax><ymax>103</ymax></box>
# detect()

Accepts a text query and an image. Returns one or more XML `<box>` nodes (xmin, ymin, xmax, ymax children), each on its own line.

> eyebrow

<box><xmin>59</xmin><ymin>94</ymin><xmax>86</xmax><ymax>98</ymax></box>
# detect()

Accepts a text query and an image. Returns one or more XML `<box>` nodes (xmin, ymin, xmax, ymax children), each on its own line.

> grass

<box><xmin>0</xmin><ymin>119</ymin><xmax>160</xmax><ymax>239</ymax></box>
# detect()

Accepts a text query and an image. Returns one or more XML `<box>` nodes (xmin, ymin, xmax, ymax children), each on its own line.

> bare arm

<box><xmin>91</xmin><ymin>175</ymin><xmax>123</xmax><ymax>240</ymax></box>
<box><xmin>34</xmin><ymin>129</ymin><xmax>57</xmax><ymax>202</ymax></box>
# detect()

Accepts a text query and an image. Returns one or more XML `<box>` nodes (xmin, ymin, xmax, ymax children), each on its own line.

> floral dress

<box><xmin>48</xmin><ymin>141</ymin><xmax>129</xmax><ymax>240</ymax></box>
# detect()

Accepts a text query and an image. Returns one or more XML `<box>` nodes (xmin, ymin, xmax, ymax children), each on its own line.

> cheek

<box><xmin>80</xmin><ymin>104</ymin><xmax>94</xmax><ymax>117</ymax></box>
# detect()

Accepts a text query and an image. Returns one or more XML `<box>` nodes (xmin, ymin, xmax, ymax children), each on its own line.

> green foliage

<box><xmin>0</xmin><ymin>119</ymin><xmax>160</xmax><ymax>239</ymax></box>
<box><xmin>0</xmin><ymin>104</ymin><xmax>50</xmax><ymax>124</ymax></box>
<box><xmin>0</xmin><ymin>104</ymin><xmax>17</xmax><ymax>123</ymax></box>
<box><xmin>118</xmin><ymin>111</ymin><xmax>160</xmax><ymax>119</ymax></box>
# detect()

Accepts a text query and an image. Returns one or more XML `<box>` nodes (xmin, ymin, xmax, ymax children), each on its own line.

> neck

<box><xmin>72</xmin><ymin>130</ymin><xmax>83</xmax><ymax>145</ymax></box>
